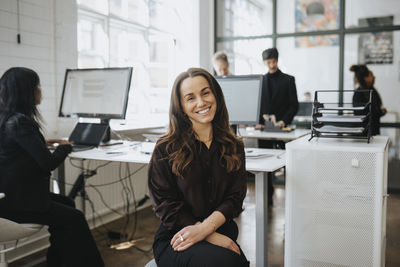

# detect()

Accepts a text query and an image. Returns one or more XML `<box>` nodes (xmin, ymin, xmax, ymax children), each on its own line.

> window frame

<box><xmin>215</xmin><ymin>0</ymin><xmax>400</xmax><ymax>105</ymax></box>
<box><xmin>77</xmin><ymin>0</ymin><xmax>177</xmax><ymax>123</ymax></box>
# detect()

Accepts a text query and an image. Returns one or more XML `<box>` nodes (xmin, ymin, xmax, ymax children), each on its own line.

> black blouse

<box><xmin>0</xmin><ymin>113</ymin><xmax>72</xmax><ymax>212</ymax></box>
<box><xmin>353</xmin><ymin>87</ymin><xmax>384</xmax><ymax>135</ymax></box>
<box><xmin>148</xmin><ymin>139</ymin><xmax>247</xmax><ymax>231</ymax></box>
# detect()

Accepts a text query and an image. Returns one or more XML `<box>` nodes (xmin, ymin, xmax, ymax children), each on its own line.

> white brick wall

<box><xmin>0</xmin><ymin>0</ymin><xmax>77</xmax><ymax>137</ymax></box>
<box><xmin>0</xmin><ymin>1</ymin><xmax>78</xmax><ymax>261</ymax></box>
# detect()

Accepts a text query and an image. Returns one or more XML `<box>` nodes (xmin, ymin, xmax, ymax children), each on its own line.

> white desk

<box><xmin>65</xmin><ymin>143</ymin><xmax>285</xmax><ymax>267</ymax></box>
<box><xmin>238</xmin><ymin>128</ymin><xmax>309</xmax><ymax>142</ymax></box>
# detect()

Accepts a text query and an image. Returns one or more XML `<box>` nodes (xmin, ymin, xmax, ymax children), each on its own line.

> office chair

<box><xmin>0</xmin><ymin>193</ymin><xmax>44</xmax><ymax>267</ymax></box>
<box><xmin>144</xmin><ymin>258</ymin><xmax>157</xmax><ymax>267</ymax></box>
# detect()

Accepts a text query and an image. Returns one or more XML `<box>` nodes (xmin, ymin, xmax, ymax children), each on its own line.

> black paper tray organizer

<box><xmin>309</xmin><ymin>90</ymin><xmax>372</xmax><ymax>143</ymax></box>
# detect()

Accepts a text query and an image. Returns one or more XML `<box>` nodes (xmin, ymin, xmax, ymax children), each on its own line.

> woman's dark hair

<box><xmin>158</xmin><ymin>67</ymin><xmax>242</xmax><ymax>178</ymax></box>
<box><xmin>0</xmin><ymin>67</ymin><xmax>41</xmax><ymax>128</ymax></box>
<box><xmin>349</xmin><ymin>64</ymin><xmax>370</xmax><ymax>89</ymax></box>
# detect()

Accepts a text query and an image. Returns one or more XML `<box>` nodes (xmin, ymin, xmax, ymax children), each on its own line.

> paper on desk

<box><xmin>245</xmin><ymin>149</ymin><xmax>275</xmax><ymax>159</ymax></box>
<box><xmin>317</xmin><ymin>115</ymin><xmax>366</xmax><ymax>123</ymax></box>
<box><xmin>141</xmin><ymin>142</ymin><xmax>156</xmax><ymax>154</ymax></box>
<box><xmin>319</xmin><ymin>106</ymin><xmax>366</xmax><ymax>111</ymax></box>
<box><xmin>317</xmin><ymin>125</ymin><xmax>365</xmax><ymax>133</ymax></box>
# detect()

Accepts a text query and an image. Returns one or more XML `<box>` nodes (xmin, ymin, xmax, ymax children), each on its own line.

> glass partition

<box><xmin>216</xmin><ymin>38</ymin><xmax>273</xmax><ymax>75</ymax></box>
<box><xmin>344</xmin><ymin>32</ymin><xmax>400</xmax><ymax>114</ymax></box>
<box><xmin>216</xmin><ymin>0</ymin><xmax>273</xmax><ymax>37</ymax></box>
<box><xmin>277</xmin><ymin>36</ymin><xmax>340</xmax><ymax>102</ymax></box>
<box><xmin>346</xmin><ymin>0</ymin><xmax>400</xmax><ymax>28</ymax></box>
<box><xmin>277</xmin><ymin>0</ymin><xmax>340</xmax><ymax>34</ymax></box>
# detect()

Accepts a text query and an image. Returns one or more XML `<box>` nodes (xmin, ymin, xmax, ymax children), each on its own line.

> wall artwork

<box><xmin>295</xmin><ymin>0</ymin><xmax>339</xmax><ymax>47</ymax></box>
<box><xmin>358</xmin><ymin>16</ymin><xmax>394</xmax><ymax>64</ymax></box>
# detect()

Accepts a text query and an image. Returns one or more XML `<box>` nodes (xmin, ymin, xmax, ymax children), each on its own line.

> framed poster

<box><xmin>295</xmin><ymin>0</ymin><xmax>339</xmax><ymax>47</ymax></box>
<box><xmin>358</xmin><ymin>16</ymin><xmax>393</xmax><ymax>64</ymax></box>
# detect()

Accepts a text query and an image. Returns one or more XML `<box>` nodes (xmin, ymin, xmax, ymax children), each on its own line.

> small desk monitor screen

<box><xmin>59</xmin><ymin>67</ymin><xmax>132</xmax><ymax>119</ymax></box>
<box><xmin>215</xmin><ymin>75</ymin><xmax>263</xmax><ymax>125</ymax></box>
<box><xmin>296</xmin><ymin>102</ymin><xmax>313</xmax><ymax>116</ymax></box>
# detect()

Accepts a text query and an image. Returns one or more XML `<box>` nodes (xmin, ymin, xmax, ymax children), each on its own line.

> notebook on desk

<box><xmin>245</xmin><ymin>148</ymin><xmax>275</xmax><ymax>159</ymax></box>
<box><xmin>69</xmin><ymin>123</ymin><xmax>109</xmax><ymax>150</ymax></box>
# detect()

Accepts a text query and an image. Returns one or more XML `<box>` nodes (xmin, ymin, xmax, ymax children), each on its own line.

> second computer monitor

<box><xmin>215</xmin><ymin>75</ymin><xmax>263</xmax><ymax>125</ymax></box>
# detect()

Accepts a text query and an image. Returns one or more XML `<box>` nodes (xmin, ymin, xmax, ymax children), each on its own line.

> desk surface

<box><xmin>238</xmin><ymin>128</ymin><xmax>309</xmax><ymax>141</ymax></box>
<box><xmin>70</xmin><ymin>142</ymin><xmax>150</xmax><ymax>164</ymax></box>
<box><xmin>70</xmin><ymin>142</ymin><xmax>285</xmax><ymax>173</ymax></box>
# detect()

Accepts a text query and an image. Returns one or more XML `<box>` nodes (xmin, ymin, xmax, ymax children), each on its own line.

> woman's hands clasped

<box><xmin>170</xmin><ymin>223</ymin><xmax>240</xmax><ymax>255</ymax></box>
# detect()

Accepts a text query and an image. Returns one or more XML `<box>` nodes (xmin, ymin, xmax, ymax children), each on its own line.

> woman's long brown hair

<box><xmin>157</xmin><ymin>68</ymin><xmax>242</xmax><ymax>178</ymax></box>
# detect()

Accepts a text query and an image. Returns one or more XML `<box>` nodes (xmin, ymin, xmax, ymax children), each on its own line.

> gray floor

<box><xmin>11</xmin><ymin>181</ymin><xmax>400</xmax><ymax>267</ymax></box>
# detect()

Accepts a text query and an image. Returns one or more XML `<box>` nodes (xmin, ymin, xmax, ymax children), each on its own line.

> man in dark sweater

<box><xmin>258</xmin><ymin>48</ymin><xmax>299</xmax><ymax>129</ymax></box>
<box><xmin>258</xmin><ymin>48</ymin><xmax>299</xmax><ymax>205</ymax></box>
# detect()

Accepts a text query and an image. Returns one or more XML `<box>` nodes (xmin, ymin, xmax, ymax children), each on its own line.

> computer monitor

<box><xmin>293</xmin><ymin>101</ymin><xmax>313</xmax><ymax>123</ymax></box>
<box><xmin>215</xmin><ymin>75</ymin><xmax>263</xmax><ymax>125</ymax></box>
<box><xmin>296</xmin><ymin>102</ymin><xmax>313</xmax><ymax>116</ymax></box>
<box><xmin>59</xmin><ymin>67</ymin><xmax>133</xmax><ymax>119</ymax></box>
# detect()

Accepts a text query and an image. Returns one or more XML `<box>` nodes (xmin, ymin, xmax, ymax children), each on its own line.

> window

<box><xmin>78</xmin><ymin>0</ymin><xmax>108</xmax><ymax>15</ymax></box>
<box><xmin>345</xmin><ymin>0</ymin><xmax>400</xmax><ymax>28</ymax></box>
<box><xmin>216</xmin><ymin>0</ymin><xmax>400</xmax><ymax>115</ymax></box>
<box><xmin>77</xmin><ymin>0</ymin><xmax>195</xmax><ymax>125</ymax></box>
<box><xmin>217</xmin><ymin>38</ymin><xmax>273</xmax><ymax>75</ymax></box>
<box><xmin>277</xmin><ymin>0</ymin><xmax>340</xmax><ymax>34</ymax></box>
<box><xmin>216</xmin><ymin>0</ymin><xmax>273</xmax><ymax>37</ymax></box>
<box><xmin>77</xmin><ymin>13</ymin><xmax>108</xmax><ymax>67</ymax></box>
<box><xmin>110</xmin><ymin>0</ymin><xmax>149</xmax><ymax>25</ymax></box>
<box><xmin>343</xmin><ymin>32</ymin><xmax>400</xmax><ymax>109</ymax></box>
<box><xmin>277</xmin><ymin>36</ymin><xmax>339</xmax><ymax>102</ymax></box>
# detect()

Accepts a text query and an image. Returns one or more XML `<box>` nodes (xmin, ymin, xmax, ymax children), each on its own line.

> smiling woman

<box><xmin>148</xmin><ymin>68</ymin><xmax>250</xmax><ymax>267</ymax></box>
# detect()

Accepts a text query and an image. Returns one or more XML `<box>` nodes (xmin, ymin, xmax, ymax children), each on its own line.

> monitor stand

<box><xmin>100</xmin><ymin>118</ymin><xmax>111</xmax><ymax>142</ymax></box>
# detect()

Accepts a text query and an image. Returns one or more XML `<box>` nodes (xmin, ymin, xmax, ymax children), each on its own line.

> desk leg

<box><xmin>255</xmin><ymin>171</ymin><xmax>269</xmax><ymax>267</ymax></box>
<box><xmin>80</xmin><ymin>160</ymin><xmax>85</xmax><ymax>215</ymax></box>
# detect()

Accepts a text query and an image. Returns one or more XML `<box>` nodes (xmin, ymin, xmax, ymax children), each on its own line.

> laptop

<box><xmin>69</xmin><ymin>123</ymin><xmax>109</xmax><ymax>151</ymax></box>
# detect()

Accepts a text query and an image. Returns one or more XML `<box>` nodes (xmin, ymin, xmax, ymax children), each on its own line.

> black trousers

<box><xmin>153</xmin><ymin>220</ymin><xmax>250</xmax><ymax>267</ymax></box>
<box><xmin>0</xmin><ymin>193</ymin><xmax>104</xmax><ymax>267</ymax></box>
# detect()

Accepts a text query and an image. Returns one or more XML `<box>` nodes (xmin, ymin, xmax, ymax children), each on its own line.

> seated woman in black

<box><xmin>0</xmin><ymin>67</ymin><xmax>103</xmax><ymax>267</ymax></box>
<box><xmin>148</xmin><ymin>68</ymin><xmax>249</xmax><ymax>267</ymax></box>
<box><xmin>350</xmin><ymin>64</ymin><xmax>387</xmax><ymax>135</ymax></box>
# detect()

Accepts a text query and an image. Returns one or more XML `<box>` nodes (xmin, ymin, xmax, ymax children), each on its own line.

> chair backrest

<box><xmin>0</xmin><ymin>219</ymin><xmax>43</xmax><ymax>243</ymax></box>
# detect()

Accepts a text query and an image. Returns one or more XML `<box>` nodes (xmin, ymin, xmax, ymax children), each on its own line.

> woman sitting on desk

<box><xmin>0</xmin><ymin>67</ymin><xmax>103</xmax><ymax>267</ymax></box>
<box><xmin>148</xmin><ymin>68</ymin><xmax>249</xmax><ymax>267</ymax></box>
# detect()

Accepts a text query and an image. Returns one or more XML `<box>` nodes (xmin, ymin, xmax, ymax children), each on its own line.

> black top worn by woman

<box><xmin>0</xmin><ymin>113</ymin><xmax>72</xmax><ymax>212</ymax></box>
<box><xmin>148</xmin><ymin>139</ymin><xmax>247</xmax><ymax>231</ymax></box>
<box><xmin>148</xmin><ymin>139</ymin><xmax>247</xmax><ymax>263</ymax></box>
<box><xmin>353</xmin><ymin>87</ymin><xmax>384</xmax><ymax>135</ymax></box>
